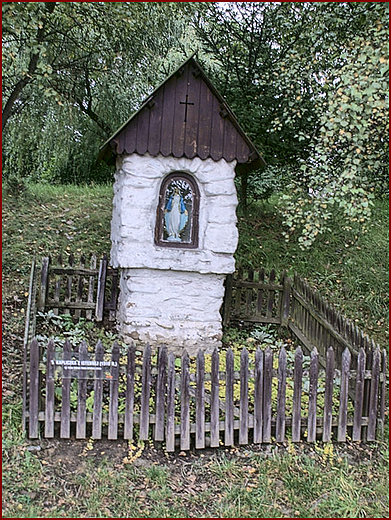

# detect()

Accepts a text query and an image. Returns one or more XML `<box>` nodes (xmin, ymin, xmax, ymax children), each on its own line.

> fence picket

<box><xmin>307</xmin><ymin>347</ymin><xmax>319</xmax><ymax>443</ymax></box>
<box><xmin>108</xmin><ymin>342</ymin><xmax>120</xmax><ymax>440</ymax></box>
<box><xmin>245</xmin><ymin>269</ymin><xmax>254</xmax><ymax>316</ymax></box>
<box><xmin>95</xmin><ymin>255</ymin><xmax>108</xmax><ymax>322</ymax></box>
<box><xmin>266</xmin><ymin>269</ymin><xmax>276</xmax><ymax>317</ymax></box>
<box><xmin>292</xmin><ymin>346</ymin><xmax>303</xmax><ymax>442</ymax></box>
<box><xmin>276</xmin><ymin>346</ymin><xmax>286</xmax><ymax>442</ymax></box>
<box><xmin>322</xmin><ymin>346</ymin><xmax>335</xmax><ymax>442</ymax></box>
<box><xmin>76</xmin><ymin>341</ymin><xmax>89</xmax><ymax>439</ymax></box>
<box><xmin>140</xmin><ymin>344</ymin><xmax>151</xmax><ymax>441</ymax></box>
<box><xmin>38</xmin><ymin>257</ymin><xmax>50</xmax><ymax>312</ymax></box>
<box><xmin>29</xmin><ymin>339</ymin><xmax>40</xmax><ymax>438</ymax></box>
<box><xmin>352</xmin><ymin>348</ymin><xmax>366</xmax><ymax>441</ymax></box>
<box><xmin>379</xmin><ymin>349</ymin><xmax>386</xmax><ymax>438</ymax></box>
<box><xmin>225</xmin><ymin>348</ymin><xmax>234</xmax><ymax>446</ymax></box>
<box><xmin>124</xmin><ymin>344</ymin><xmax>135</xmax><ymax>440</ymax></box>
<box><xmin>166</xmin><ymin>353</ymin><xmax>176</xmax><ymax>452</ymax></box>
<box><xmin>65</xmin><ymin>254</ymin><xmax>74</xmax><ymax>315</ymax></box>
<box><xmin>196</xmin><ymin>350</ymin><xmax>205</xmax><ymax>449</ymax></box>
<box><xmin>234</xmin><ymin>267</ymin><xmax>243</xmax><ymax>316</ymax></box>
<box><xmin>60</xmin><ymin>340</ymin><xmax>72</xmax><ymax>439</ymax></box>
<box><xmin>92</xmin><ymin>341</ymin><xmax>104</xmax><ymax>439</ymax></box>
<box><xmin>367</xmin><ymin>348</ymin><xmax>381</xmax><ymax>441</ymax></box>
<box><xmin>210</xmin><ymin>348</ymin><xmax>220</xmax><ymax>448</ymax></box>
<box><xmin>155</xmin><ymin>345</ymin><xmax>167</xmax><ymax>442</ymax></box>
<box><xmin>337</xmin><ymin>348</ymin><xmax>351</xmax><ymax>442</ymax></box>
<box><xmin>263</xmin><ymin>346</ymin><xmax>273</xmax><ymax>443</ymax></box>
<box><xmin>53</xmin><ymin>254</ymin><xmax>62</xmax><ymax>316</ymax></box>
<box><xmin>75</xmin><ymin>255</ymin><xmax>85</xmax><ymax>319</ymax></box>
<box><xmin>180</xmin><ymin>350</ymin><xmax>190</xmax><ymax>451</ymax></box>
<box><xmin>257</xmin><ymin>268</ymin><xmax>265</xmax><ymax>315</ymax></box>
<box><xmin>86</xmin><ymin>254</ymin><xmax>97</xmax><ymax>320</ymax></box>
<box><xmin>45</xmin><ymin>340</ymin><xmax>55</xmax><ymax>438</ymax></box>
<box><xmin>239</xmin><ymin>347</ymin><xmax>249</xmax><ymax>445</ymax></box>
<box><xmin>254</xmin><ymin>347</ymin><xmax>263</xmax><ymax>443</ymax></box>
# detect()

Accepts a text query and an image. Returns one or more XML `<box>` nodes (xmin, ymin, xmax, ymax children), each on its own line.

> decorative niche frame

<box><xmin>155</xmin><ymin>172</ymin><xmax>200</xmax><ymax>249</ymax></box>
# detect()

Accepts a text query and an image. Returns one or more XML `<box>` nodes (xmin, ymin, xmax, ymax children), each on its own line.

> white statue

<box><xmin>164</xmin><ymin>187</ymin><xmax>188</xmax><ymax>241</ymax></box>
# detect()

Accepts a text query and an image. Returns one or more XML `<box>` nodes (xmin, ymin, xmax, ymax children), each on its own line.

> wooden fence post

<box><xmin>322</xmin><ymin>346</ymin><xmax>335</xmax><ymax>442</ymax></box>
<box><xmin>76</xmin><ymin>341</ymin><xmax>89</xmax><ymax>439</ymax></box>
<box><xmin>292</xmin><ymin>346</ymin><xmax>303</xmax><ymax>442</ymax></box>
<box><xmin>337</xmin><ymin>348</ymin><xmax>351</xmax><ymax>442</ymax></box>
<box><xmin>196</xmin><ymin>350</ymin><xmax>205</xmax><ymax>449</ymax></box>
<box><xmin>352</xmin><ymin>348</ymin><xmax>366</xmax><ymax>441</ymax></box>
<box><xmin>276</xmin><ymin>346</ymin><xmax>287</xmax><ymax>442</ymax></box>
<box><xmin>223</xmin><ymin>274</ymin><xmax>233</xmax><ymax>327</ymax></box>
<box><xmin>154</xmin><ymin>345</ymin><xmax>167</xmax><ymax>442</ymax></box>
<box><xmin>254</xmin><ymin>347</ymin><xmax>264</xmax><ymax>443</ymax></box>
<box><xmin>38</xmin><ymin>256</ymin><xmax>50</xmax><ymax>311</ymax></box>
<box><xmin>166</xmin><ymin>352</ymin><xmax>176</xmax><ymax>452</ymax></box>
<box><xmin>280</xmin><ymin>274</ymin><xmax>291</xmax><ymax>326</ymax></box>
<box><xmin>367</xmin><ymin>348</ymin><xmax>381</xmax><ymax>441</ymax></box>
<box><xmin>108</xmin><ymin>342</ymin><xmax>120</xmax><ymax>440</ymax></box>
<box><xmin>29</xmin><ymin>339</ymin><xmax>40</xmax><ymax>438</ymax></box>
<box><xmin>210</xmin><ymin>348</ymin><xmax>220</xmax><ymax>448</ymax></box>
<box><xmin>239</xmin><ymin>347</ymin><xmax>249</xmax><ymax>445</ymax></box>
<box><xmin>263</xmin><ymin>346</ymin><xmax>273</xmax><ymax>443</ymax></box>
<box><xmin>307</xmin><ymin>347</ymin><xmax>319</xmax><ymax>443</ymax></box>
<box><xmin>124</xmin><ymin>343</ymin><xmax>135</xmax><ymax>441</ymax></box>
<box><xmin>139</xmin><ymin>344</ymin><xmax>151</xmax><ymax>441</ymax></box>
<box><xmin>92</xmin><ymin>341</ymin><xmax>104</xmax><ymax>439</ymax></box>
<box><xmin>180</xmin><ymin>350</ymin><xmax>190</xmax><ymax>451</ymax></box>
<box><xmin>225</xmin><ymin>348</ymin><xmax>234</xmax><ymax>446</ymax></box>
<box><xmin>45</xmin><ymin>340</ymin><xmax>55</xmax><ymax>438</ymax></box>
<box><xmin>60</xmin><ymin>340</ymin><xmax>72</xmax><ymax>439</ymax></box>
<box><xmin>95</xmin><ymin>255</ymin><xmax>108</xmax><ymax>322</ymax></box>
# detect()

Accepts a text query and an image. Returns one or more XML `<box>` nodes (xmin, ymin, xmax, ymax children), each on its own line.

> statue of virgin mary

<box><xmin>164</xmin><ymin>188</ymin><xmax>188</xmax><ymax>241</ymax></box>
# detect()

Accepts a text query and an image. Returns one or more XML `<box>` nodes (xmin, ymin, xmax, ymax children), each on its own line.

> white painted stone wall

<box><xmin>110</xmin><ymin>153</ymin><xmax>239</xmax><ymax>352</ymax></box>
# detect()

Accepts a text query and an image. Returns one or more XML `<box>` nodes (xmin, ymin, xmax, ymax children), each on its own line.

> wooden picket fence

<box><xmin>23</xmin><ymin>258</ymin><xmax>387</xmax><ymax>447</ymax></box>
<box><xmin>26</xmin><ymin>337</ymin><xmax>386</xmax><ymax>448</ymax></box>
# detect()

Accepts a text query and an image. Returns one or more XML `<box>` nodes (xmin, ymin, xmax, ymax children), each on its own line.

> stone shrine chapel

<box><xmin>99</xmin><ymin>56</ymin><xmax>264</xmax><ymax>354</ymax></box>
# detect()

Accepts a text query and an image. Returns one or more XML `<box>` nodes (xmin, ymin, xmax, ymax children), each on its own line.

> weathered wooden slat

<box><xmin>23</xmin><ymin>258</ymin><xmax>37</xmax><ymax>432</ymax></box>
<box><xmin>45</xmin><ymin>301</ymin><xmax>96</xmax><ymax>310</ymax></box>
<box><xmin>38</xmin><ymin>256</ymin><xmax>50</xmax><ymax>311</ymax></box>
<box><xmin>292</xmin><ymin>346</ymin><xmax>303</xmax><ymax>442</ymax></box>
<box><xmin>239</xmin><ymin>347</ymin><xmax>249</xmax><ymax>445</ymax></box>
<box><xmin>45</xmin><ymin>340</ymin><xmax>55</xmax><ymax>438</ymax></box>
<box><xmin>196</xmin><ymin>350</ymin><xmax>205</xmax><ymax>449</ymax></box>
<box><xmin>86</xmin><ymin>255</ymin><xmax>97</xmax><ymax>320</ymax></box>
<box><xmin>60</xmin><ymin>340</ymin><xmax>72</xmax><ymax>438</ymax></box>
<box><xmin>180</xmin><ymin>350</ymin><xmax>190</xmax><ymax>451</ymax></box>
<box><xmin>225</xmin><ymin>348</ymin><xmax>234</xmax><ymax>446</ymax></box>
<box><xmin>266</xmin><ymin>269</ymin><xmax>276</xmax><ymax>318</ymax></box>
<box><xmin>124</xmin><ymin>344</ymin><xmax>135</xmax><ymax>440</ymax></box>
<box><xmin>166</xmin><ymin>353</ymin><xmax>176</xmax><ymax>452</ymax></box>
<box><xmin>307</xmin><ymin>347</ymin><xmax>319</xmax><ymax>443</ymax></box>
<box><xmin>367</xmin><ymin>348</ymin><xmax>381</xmax><ymax>441</ymax></box>
<box><xmin>75</xmin><ymin>255</ymin><xmax>85</xmax><ymax>319</ymax></box>
<box><xmin>53</xmin><ymin>254</ymin><xmax>62</xmax><ymax>316</ymax></box>
<box><xmin>76</xmin><ymin>341</ymin><xmax>89</xmax><ymax>439</ymax></box>
<box><xmin>108</xmin><ymin>342</ymin><xmax>120</xmax><ymax>440</ymax></box>
<box><xmin>263</xmin><ymin>346</ymin><xmax>273</xmax><ymax>443</ymax></box>
<box><xmin>337</xmin><ymin>348</ymin><xmax>351</xmax><ymax>442</ymax></box>
<box><xmin>280</xmin><ymin>274</ymin><xmax>291</xmax><ymax>326</ymax></box>
<box><xmin>245</xmin><ymin>270</ymin><xmax>254</xmax><ymax>316</ymax></box>
<box><xmin>64</xmin><ymin>254</ymin><xmax>74</xmax><ymax>315</ymax></box>
<box><xmin>29</xmin><ymin>339</ymin><xmax>40</xmax><ymax>438</ymax></box>
<box><xmin>352</xmin><ymin>348</ymin><xmax>366</xmax><ymax>441</ymax></box>
<box><xmin>95</xmin><ymin>255</ymin><xmax>108</xmax><ymax>322</ymax></box>
<box><xmin>154</xmin><ymin>346</ymin><xmax>167</xmax><ymax>442</ymax></box>
<box><xmin>210</xmin><ymin>348</ymin><xmax>220</xmax><ymax>448</ymax></box>
<box><xmin>378</xmin><ymin>349</ymin><xmax>387</xmax><ymax>438</ymax></box>
<box><xmin>140</xmin><ymin>343</ymin><xmax>152</xmax><ymax>441</ymax></box>
<box><xmin>234</xmin><ymin>267</ymin><xmax>244</xmax><ymax>316</ymax></box>
<box><xmin>276</xmin><ymin>346</ymin><xmax>287</xmax><ymax>442</ymax></box>
<box><xmin>222</xmin><ymin>274</ymin><xmax>234</xmax><ymax>327</ymax></box>
<box><xmin>253</xmin><ymin>347</ymin><xmax>263</xmax><ymax>443</ymax></box>
<box><xmin>257</xmin><ymin>268</ymin><xmax>265</xmax><ymax>315</ymax></box>
<box><xmin>322</xmin><ymin>346</ymin><xmax>335</xmax><ymax>442</ymax></box>
<box><xmin>108</xmin><ymin>270</ymin><xmax>119</xmax><ymax>322</ymax></box>
<box><xmin>92</xmin><ymin>341</ymin><xmax>104</xmax><ymax>439</ymax></box>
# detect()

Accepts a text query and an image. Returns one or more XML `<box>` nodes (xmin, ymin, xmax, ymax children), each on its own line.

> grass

<box><xmin>2</xmin><ymin>181</ymin><xmax>389</xmax><ymax>518</ymax></box>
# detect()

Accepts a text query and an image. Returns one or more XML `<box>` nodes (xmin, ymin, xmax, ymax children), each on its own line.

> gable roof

<box><xmin>98</xmin><ymin>56</ymin><xmax>265</xmax><ymax>174</ymax></box>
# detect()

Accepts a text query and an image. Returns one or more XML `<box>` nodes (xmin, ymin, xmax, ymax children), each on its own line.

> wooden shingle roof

<box><xmin>98</xmin><ymin>56</ymin><xmax>265</xmax><ymax>174</ymax></box>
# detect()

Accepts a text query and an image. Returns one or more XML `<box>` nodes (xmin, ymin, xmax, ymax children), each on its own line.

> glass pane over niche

<box><xmin>155</xmin><ymin>173</ymin><xmax>199</xmax><ymax>248</ymax></box>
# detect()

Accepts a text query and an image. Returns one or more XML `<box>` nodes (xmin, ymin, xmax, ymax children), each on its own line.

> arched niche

<box><xmin>155</xmin><ymin>172</ymin><xmax>200</xmax><ymax>249</ymax></box>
